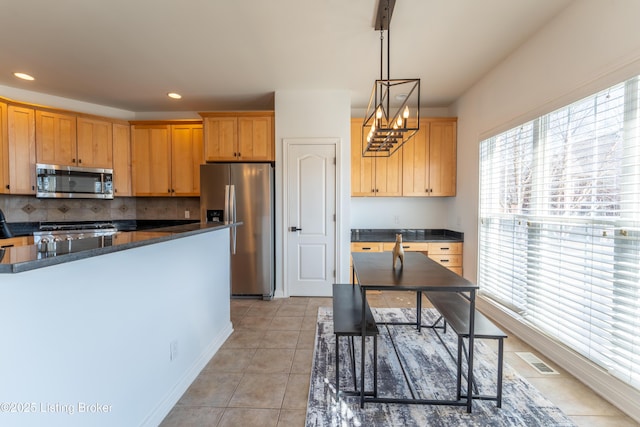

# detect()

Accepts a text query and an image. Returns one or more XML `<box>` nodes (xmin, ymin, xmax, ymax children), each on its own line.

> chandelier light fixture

<box><xmin>362</xmin><ymin>0</ymin><xmax>420</xmax><ymax>157</ymax></box>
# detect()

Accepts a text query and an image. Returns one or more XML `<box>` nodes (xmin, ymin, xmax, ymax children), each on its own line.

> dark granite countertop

<box><xmin>4</xmin><ymin>219</ymin><xmax>200</xmax><ymax>237</ymax></box>
<box><xmin>0</xmin><ymin>222</ymin><xmax>240</xmax><ymax>274</ymax></box>
<box><xmin>351</xmin><ymin>228</ymin><xmax>463</xmax><ymax>243</ymax></box>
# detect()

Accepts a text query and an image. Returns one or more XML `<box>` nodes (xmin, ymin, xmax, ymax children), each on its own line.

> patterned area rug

<box><xmin>306</xmin><ymin>307</ymin><xmax>576</xmax><ymax>427</ymax></box>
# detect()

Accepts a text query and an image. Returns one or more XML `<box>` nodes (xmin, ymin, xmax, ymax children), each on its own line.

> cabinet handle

<box><xmin>168</xmin><ymin>189</ymin><xmax>171</xmax><ymax>193</ymax></box>
<box><xmin>5</xmin><ymin>185</ymin><xmax>9</xmax><ymax>190</ymax></box>
<box><xmin>440</xmin><ymin>259</ymin><xmax>449</xmax><ymax>263</ymax></box>
<box><xmin>375</xmin><ymin>189</ymin><xmax>379</xmax><ymax>192</ymax></box>
<box><xmin>72</xmin><ymin>158</ymin><xmax>76</xmax><ymax>163</ymax></box>
<box><xmin>362</xmin><ymin>247</ymin><xmax>371</xmax><ymax>250</ymax></box>
<box><xmin>441</xmin><ymin>247</ymin><xmax>450</xmax><ymax>250</ymax></box>
<box><xmin>78</xmin><ymin>159</ymin><xmax>82</xmax><ymax>164</ymax></box>
<box><xmin>402</xmin><ymin>245</ymin><xmax>410</xmax><ymax>249</ymax></box>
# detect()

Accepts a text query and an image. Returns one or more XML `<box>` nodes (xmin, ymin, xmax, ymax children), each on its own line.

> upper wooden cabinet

<box><xmin>131</xmin><ymin>122</ymin><xmax>203</xmax><ymax>197</ymax></box>
<box><xmin>35</xmin><ymin>111</ymin><xmax>114</xmax><ymax>168</ymax></box>
<box><xmin>0</xmin><ymin>101</ymin><xmax>7</xmax><ymax>193</ymax></box>
<box><xmin>76</xmin><ymin>116</ymin><xmax>113</xmax><ymax>168</ymax></box>
<box><xmin>35</xmin><ymin>110</ymin><xmax>77</xmax><ymax>166</ymax></box>
<box><xmin>171</xmin><ymin>124</ymin><xmax>203</xmax><ymax>196</ymax></box>
<box><xmin>112</xmin><ymin>123</ymin><xmax>132</xmax><ymax>196</ymax></box>
<box><xmin>351</xmin><ymin>117</ymin><xmax>457</xmax><ymax>197</ymax></box>
<box><xmin>201</xmin><ymin>112</ymin><xmax>274</xmax><ymax>162</ymax></box>
<box><xmin>3</xmin><ymin>105</ymin><xmax>36</xmax><ymax>194</ymax></box>
<box><xmin>403</xmin><ymin>119</ymin><xmax>457</xmax><ymax>197</ymax></box>
<box><xmin>350</xmin><ymin>118</ymin><xmax>403</xmax><ymax>197</ymax></box>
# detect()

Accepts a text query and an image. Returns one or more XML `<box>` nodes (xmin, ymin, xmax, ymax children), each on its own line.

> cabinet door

<box><xmin>171</xmin><ymin>124</ymin><xmax>203</xmax><ymax>196</ymax></box>
<box><xmin>131</xmin><ymin>125</ymin><xmax>171</xmax><ymax>196</ymax></box>
<box><xmin>351</xmin><ymin>118</ymin><xmax>376</xmax><ymax>196</ymax></box>
<box><xmin>35</xmin><ymin>110</ymin><xmax>77</xmax><ymax>165</ymax></box>
<box><xmin>76</xmin><ymin>117</ymin><xmax>113</xmax><ymax>168</ymax></box>
<box><xmin>0</xmin><ymin>102</ymin><xmax>7</xmax><ymax>193</ymax></box>
<box><xmin>7</xmin><ymin>106</ymin><xmax>36</xmax><ymax>194</ymax></box>
<box><xmin>429</xmin><ymin>121</ymin><xmax>457</xmax><ymax>196</ymax></box>
<box><xmin>402</xmin><ymin>123</ymin><xmax>430</xmax><ymax>196</ymax></box>
<box><xmin>112</xmin><ymin>123</ymin><xmax>131</xmax><ymax>196</ymax></box>
<box><xmin>238</xmin><ymin>116</ymin><xmax>273</xmax><ymax>160</ymax></box>
<box><xmin>203</xmin><ymin>117</ymin><xmax>237</xmax><ymax>161</ymax></box>
<box><xmin>375</xmin><ymin>149</ymin><xmax>403</xmax><ymax>196</ymax></box>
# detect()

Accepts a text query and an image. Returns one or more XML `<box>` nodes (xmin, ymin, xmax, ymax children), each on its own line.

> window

<box><xmin>479</xmin><ymin>76</ymin><xmax>640</xmax><ymax>390</ymax></box>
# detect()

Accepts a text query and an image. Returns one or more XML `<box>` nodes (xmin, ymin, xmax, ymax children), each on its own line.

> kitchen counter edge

<box><xmin>351</xmin><ymin>228</ymin><xmax>463</xmax><ymax>243</ymax></box>
<box><xmin>0</xmin><ymin>222</ymin><xmax>241</xmax><ymax>274</ymax></box>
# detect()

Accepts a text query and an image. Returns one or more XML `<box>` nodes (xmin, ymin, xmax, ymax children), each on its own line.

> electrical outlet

<box><xmin>170</xmin><ymin>340</ymin><xmax>179</xmax><ymax>361</ymax></box>
<box><xmin>184</xmin><ymin>209</ymin><xmax>190</xmax><ymax>219</ymax></box>
<box><xmin>393</xmin><ymin>215</ymin><xmax>400</xmax><ymax>225</ymax></box>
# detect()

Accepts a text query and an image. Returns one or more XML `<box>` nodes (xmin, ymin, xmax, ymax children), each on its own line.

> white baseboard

<box><xmin>141</xmin><ymin>322</ymin><xmax>234</xmax><ymax>427</ymax></box>
<box><xmin>477</xmin><ymin>296</ymin><xmax>640</xmax><ymax>423</ymax></box>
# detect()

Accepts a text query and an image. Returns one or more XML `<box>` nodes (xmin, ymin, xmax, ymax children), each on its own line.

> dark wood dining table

<box><xmin>351</xmin><ymin>251</ymin><xmax>479</xmax><ymax>413</ymax></box>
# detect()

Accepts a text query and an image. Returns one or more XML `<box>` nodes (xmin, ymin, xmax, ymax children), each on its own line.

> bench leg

<box><xmin>416</xmin><ymin>291</ymin><xmax>422</xmax><ymax>332</ymax></box>
<box><xmin>373</xmin><ymin>335</ymin><xmax>378</xmax><ymax>398</ymax></box>
<box><xmin>456</xmin><ymin>336</ymin><xmax>463</xmax><ymax>400</ymax></box>
<box><xmin>497</xmin><ymin>338</ymin><xmax>504</xmax><ymax>408</ymax></box>
<box><xmin>335</xmin><ymin>335</ymin><xmax>340</xmax><ymax>396</ymax></box>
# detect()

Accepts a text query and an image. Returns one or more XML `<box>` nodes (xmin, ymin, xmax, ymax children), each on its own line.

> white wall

<box><xmin>450</xmin><ymin>0</ymin><xmax>640</xmax><ymax>421</ymax></box>
<box><xmin>350</xmin><ymin>197</ymin><xmax>453</xmax><ymax>229</ymax></box>
<box><xmin>451</xmin><ymin>0</ymin><xmax>640</xmax><ymax>283</ymax></box>
<box><xmin>274</xmin><ymin>90</ymin><xmax>351</xmax><ymax>296</ymax></box>
<box><xmin>0</xmin><ymin>230</ymin><xmax>233</xmax><ymax>427</ymax></box>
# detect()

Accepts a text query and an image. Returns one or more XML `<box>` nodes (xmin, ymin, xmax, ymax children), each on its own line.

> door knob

<box><xmin>289</xmin><ymin>226</ymin><xmax>302</xmax><ymax>232</ymax></box>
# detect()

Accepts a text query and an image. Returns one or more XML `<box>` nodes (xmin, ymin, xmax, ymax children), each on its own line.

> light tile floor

<box><xmin>160</xmin><ymin>293</ymin><xmax>639</xmax><ymax>427</ymax></box>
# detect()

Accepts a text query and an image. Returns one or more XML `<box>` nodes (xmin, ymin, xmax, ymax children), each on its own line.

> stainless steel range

<box><xmin>33</xmin><ymin>222</ymin><xmax>118</xmax><ymax>256</ymax></box>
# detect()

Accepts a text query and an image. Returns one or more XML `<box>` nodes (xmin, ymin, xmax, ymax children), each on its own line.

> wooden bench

<box><xmin>425</xmin><ymin>291</ymin><xmax>507</xmax><ymax>407</ymax></box>
<box><xmin>332</xmin><ymin>283</ymin><xmax>379</xmax><ymax>397</ymax></box>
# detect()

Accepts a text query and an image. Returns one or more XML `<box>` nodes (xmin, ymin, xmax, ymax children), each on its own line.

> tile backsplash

<box><xmin>0</xmin><ymin>195</ymin><xmax>200</xmax><ymax>223</ymax></box>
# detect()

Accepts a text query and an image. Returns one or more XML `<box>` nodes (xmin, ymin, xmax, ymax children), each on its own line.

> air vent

<box><xmin>516</xmin><ymin>352</ymin><xmax>559</xmax><ymax>374</ymax></box>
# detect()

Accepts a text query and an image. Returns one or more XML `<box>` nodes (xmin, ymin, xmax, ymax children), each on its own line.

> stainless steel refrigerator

<box><xmin>200</xmin><ymin>163</ymin><xmax>275</xmax><ymax>299</ymax></box>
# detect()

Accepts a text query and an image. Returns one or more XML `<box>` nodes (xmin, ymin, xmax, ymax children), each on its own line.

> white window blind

<box><xmin>479</xmin><ymin>76</ymin><xmax>640</xmax><ymax>390</ymax></box>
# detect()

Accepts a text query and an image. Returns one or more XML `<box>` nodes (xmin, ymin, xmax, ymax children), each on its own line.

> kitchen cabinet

<box><xmin>351</xmin><ymin>117</ymin><xmax>456</xmax><ymax>197</ymax></box>
<box><xmin>350</xmin><ymin>242</ymin><xmax>384</xmax><ymax>283</ymax></box>
<box><xmin>4</xmin><ymin>105</ymin><xmax>36</xmax><ymax>194</ymax></box>
<box><xmin>0</xmin><ymin>101</ymin><xmax>7</xmax><ymax>193</ymax></box>
<box><xmin>351</xmin><ymin>240</ymin><xmax>463</xmax><ymax>276</ymax></box>
<box><xmin>351</xmin><ymin>118</ymin><xmax>403</xmax><ymax>197</ymax></box>
<box><xmin>35</xmin><ymin>110</ymin><xmax>77</xmax><ymax>166</ymax></box>
<box><xmin>171</xmin><ymin>124</ymin><xmax>203</xmax><ymax>196</ymax></box>
<box><xmin>112</xmin><ymin>123</ymin><xmax>132</xmax><ymax>196</ymax></box>
<box><xmin>402</xmin><ymin>119</ymin><xmax>457</xmax><ymax>197</ymax></box>
<box><xmin>201</xmin><ymin>112</ymin><xmax>274</xmax><ymax>162</ymax></box>
<box><xmin>76</xmin><ymin>116</ymin><xmax>113</xmax><ymax>168</ymax></box>
<box><xmin>131</xmin><ymin>122</ymin><xmax>203</xmax><ymax>197</ymax></box>
<box><xmin>427</xmin><ymin>242</ymin><xmax>462</xmax><ymax>275</ymax></box>
<box><xmin>36</xmin><ymin>111</ymin><xmax>114</xmax><ymax>168</ymax></box>
<box><xmin>0</xmin><ymin>236</ymin><xmax>33</xmax><ymax>248</ymax></box>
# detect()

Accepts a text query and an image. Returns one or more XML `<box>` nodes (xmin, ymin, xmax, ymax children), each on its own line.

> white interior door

<box><xmin>286</xmin><ymin>143</ymin><xmax>336</xmax><ymax>296</ymax></box>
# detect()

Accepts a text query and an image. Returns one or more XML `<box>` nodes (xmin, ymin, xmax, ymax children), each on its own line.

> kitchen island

<box><xmin>0</xmin><ymin>222</ymin><xmax>238</xmax><ymax>427</ymax></box>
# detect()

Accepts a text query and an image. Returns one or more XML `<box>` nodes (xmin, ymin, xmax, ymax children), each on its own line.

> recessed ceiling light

<box><xmin>167</xmin><ymin>92</ymin><xmax>182</xmax><ymax>99</ymax></box>
<box><xmin>14</xmin><ymin>72</ymin><xmax>35</xmax><ymax>81</ymax></box>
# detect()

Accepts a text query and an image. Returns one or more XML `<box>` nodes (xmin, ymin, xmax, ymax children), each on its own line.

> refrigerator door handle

<box><xmin>224</xmin><ymin>185</ymin><xmax>231</xmax><ymax>223</ymax></box>
<box><xmin>230</xmin><ymin>184</ymin><xmax>237</xmax><ymax>254</ymax></box>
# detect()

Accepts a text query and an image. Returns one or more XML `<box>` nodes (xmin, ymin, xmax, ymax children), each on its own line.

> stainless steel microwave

<box><xmin>36</xmin><ymin>164</ymin><xmax>114</xmax><ymax>199</ymax></box>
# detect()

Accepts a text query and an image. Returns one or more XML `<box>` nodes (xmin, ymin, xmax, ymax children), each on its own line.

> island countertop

<box><xmin>0</xmin><ymin>222</ymin><xmax>240</xmax><ymax>274</ymax></box>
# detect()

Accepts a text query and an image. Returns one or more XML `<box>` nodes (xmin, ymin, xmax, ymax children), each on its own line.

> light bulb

<box><xmin>403</xmin><ymin>106</ymin><xmax>410</xmax><ymax>119</ymax></box>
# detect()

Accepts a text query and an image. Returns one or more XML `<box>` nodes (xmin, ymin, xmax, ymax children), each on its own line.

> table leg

<box><xmin>360</xmin><ymin>287</ymin><xmax>367</xmax><ymax>408</ymax></box>
<box><xmin>466</xmin><ymin>289</ymin><xmax>476</xmax><ymax>413</ymax></box>
<box><xmin>416</xmin><ymin>291</ymin><xmax>422</xmax><ymax>332</ymax></box>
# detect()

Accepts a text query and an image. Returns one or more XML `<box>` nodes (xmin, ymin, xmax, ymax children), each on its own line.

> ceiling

<box><xmin>0</xmin><ymin>0</ymin><xmax>571</xmax><ymax>113</ymax></box>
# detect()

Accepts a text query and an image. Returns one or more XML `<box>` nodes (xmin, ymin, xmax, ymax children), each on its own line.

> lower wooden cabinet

<box><xmin>350</xmin><ymin>241</ymin><xmax>463</xmax><ymax>278</ymax></box>
<box><xmin>0</xmin><ymin>236</ymin><xmax>33</xmax><ymax>248</ymax></box>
